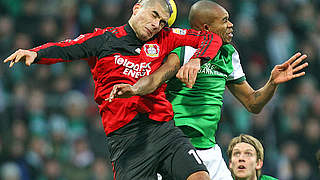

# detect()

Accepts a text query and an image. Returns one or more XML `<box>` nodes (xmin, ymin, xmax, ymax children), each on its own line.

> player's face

<box><xmin>208</xmin><ymin>6</ymin><xmax>233</xmax><ymax>44</ymax></box>
<box><xmin>229</xmin><ymin>143</ymin><xmax>263</xmax><ymax>180</ymax></box>
<box><xmin>131</xmin><ymin>2</ymin><xmax>169</xmax><ymax>41</ymax></box>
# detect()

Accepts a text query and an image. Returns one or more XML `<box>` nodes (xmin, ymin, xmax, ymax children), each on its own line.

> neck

<box><xmin>128</xmin><ymin>18</ymin><xmax>142</xmax><ymax>41</ymax></box>
<box><xmin>128</xmin><ymin>19</ymin><xmax>140</xmax><ymax>39</ymax></box>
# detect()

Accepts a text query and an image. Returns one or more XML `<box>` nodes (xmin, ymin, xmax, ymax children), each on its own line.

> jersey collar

<box><xmin>124</xmin><ymin>23</ymin><xmax>159</xmax><ymax>44</ymax></box>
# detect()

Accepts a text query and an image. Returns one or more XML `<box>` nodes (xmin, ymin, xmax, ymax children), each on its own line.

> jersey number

<box><xmin>188</xmin><ymin>149</ymin><xmax>202</xmax><ymax>164</ymax></box>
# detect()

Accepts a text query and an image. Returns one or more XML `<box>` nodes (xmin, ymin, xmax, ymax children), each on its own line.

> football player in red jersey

<box><xmin>3</xmin><ymin>0</ymin><xmax>224</xmax><ymax>179</ymax></box>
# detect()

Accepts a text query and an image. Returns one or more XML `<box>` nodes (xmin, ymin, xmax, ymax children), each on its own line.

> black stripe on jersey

<box><xmin>188</xmin><ymin>31</ymin><xmax>208</xmax><ymax>36</ymax></box>
<box><xmin>36</xmin><ymin>34</ymin><xmax>107</xmax><ymax>61</ymax></box>
<box><xmin>187</xmin><ymin>33</ymin><xmax>202</xmax><ymax>36</ymax></box>
<box><xmin>106</xmin><ymin>27</ymin><xmax>120</xmax><ymax>35</ymax></box>
<box><xmin>107</xmin><ymin>27</ymin><xmax>116</xmax><ymax>32</ymax></box>
<box><xmin>196</xmin><ymin>35</ymin><xmax>207</xmax><ymax>57</ymax></box>
<box><xmin>199</xmin><ymin>34</ymin><xmax>213</xmax><ymax>57</ymax></box>
<box><xmin>180</xmin><ymin>46</ymin><xmax>185</xmax><ymax>67</ymax></box>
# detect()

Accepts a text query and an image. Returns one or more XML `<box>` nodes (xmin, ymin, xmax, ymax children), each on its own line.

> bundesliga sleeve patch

<box><xmin>172</xmin><ymin>28</ymin><xmax>187</xmax><ymax>35</ymax></box>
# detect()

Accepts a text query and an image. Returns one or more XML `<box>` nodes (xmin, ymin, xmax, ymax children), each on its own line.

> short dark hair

<box><xmin>188</xmin><ymin>0</ymin><xmax>221</xmax><ymax>30</ymax></box>
<box><xmin>137</xmin><ymin>0</ymin><xmax>171</xmax><ymax>15</ymax></box>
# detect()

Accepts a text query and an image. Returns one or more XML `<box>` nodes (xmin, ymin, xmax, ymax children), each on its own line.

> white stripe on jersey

<box><xmin>227</xmin><ymin>49</ymin><xmax>245</xmax><ymax>81</ymax></box>
<box><xmin>183</xmin><ymin>46</ymin><xmax>197</xmax><ymax>65</ymax></box>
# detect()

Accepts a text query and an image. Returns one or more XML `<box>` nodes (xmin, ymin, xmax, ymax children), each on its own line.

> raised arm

<box><xmin>107</xmin><ymin>53</ymin><xmax>180</xmax><ymax>102</ymax></box>
<box><xmin>3</xmin><ymin>49</ymin><xmax>37</xmax><ymax>68</ymax></box>
<box><xmin>3</xmin><ymin>28</ymin><xmax>107</xmax><ymax>67</ymax></box>
<box><xmin>227</xmin><ymin>52</ymin><xmax>308</xmax><ymax>114</ymax></box>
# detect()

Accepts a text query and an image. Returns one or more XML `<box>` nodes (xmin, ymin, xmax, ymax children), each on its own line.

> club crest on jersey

<box><xmin>172</xmin><ymin>28</ymin><xmax>186</xmax><ymax>35</ymax></box>
<box><xmin>144</xmin><ymin>44</ymin><xmax>160</xmax><ymax>57</ymax></box>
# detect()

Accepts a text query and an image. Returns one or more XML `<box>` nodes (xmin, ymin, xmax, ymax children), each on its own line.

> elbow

<box><xmin>250</xmin><ymin>109</ymin><xmax>262</xmax><ymax>114</ymax></box>
<box><xmin>247</xmin><ymin>104</ymin><xmax>262</xmax><ymax>114</ymax></box>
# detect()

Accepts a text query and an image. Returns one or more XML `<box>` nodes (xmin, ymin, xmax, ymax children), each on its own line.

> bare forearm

<box><xmin>248</xmin><ymin>78</ymin><xmax>278</xmax><ymax>113</ymax></box>
<box><xmin>132</xmin><ymin>68</ymin><xmax>178</xmax><ymax>96</ymax></box>
<box><xmin>131</xmin><ymin>75</ymin><xmax>159</xmax><ymax>96</ymax></box>
<box><xmin>230</xmin><ymin>52</ymin><xmax>308</xmax><ymax>114</ymax></box>
<box><xmin>132</xmin><ymin>54</ymin><xmax>180</xmax><ymax>96</ymax></box>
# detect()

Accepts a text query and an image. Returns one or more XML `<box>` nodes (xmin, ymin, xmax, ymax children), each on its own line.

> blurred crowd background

<box><xmin>0</xmin><ymin>0</ymin><xmax>319</xmax><ymax>179</ymax></box>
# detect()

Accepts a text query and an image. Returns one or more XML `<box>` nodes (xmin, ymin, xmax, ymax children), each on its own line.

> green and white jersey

<box><xmin>166</xmin><ymin>44</ymin><xmax>245</xmax><ymax>148</ymax></box>
<box><xmin>259</xmin><ymin>175</ymin><xmax>278</xmax><ymax>180</ymax></box>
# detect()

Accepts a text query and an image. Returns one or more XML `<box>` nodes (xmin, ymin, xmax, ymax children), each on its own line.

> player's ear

<box><xmin>133</xmin><ymin>3</ymin><xmax>142</xmax><ymax>15</ymax></box>
<box><xmin>203</xmin><ymin>24</ymin><xmax>210</xmax><ymax>31</ymax></box>
<box><xmin>255</xmin><ymin>159</ymin><xmax>263</xmax><ymax>170</ymax></box>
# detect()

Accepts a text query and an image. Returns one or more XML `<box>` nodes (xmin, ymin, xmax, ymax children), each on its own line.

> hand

<box><xmin>3</xmin><ymin>49</ymin><xmax>37</xmax><ymax>68</ymax></box>
<box><xmin>270</xmin><ymin>52</ymin><xmax>308</xmax><ymax>85</ymax></box>
<box><xmin>106</xmin><ymin>84</ymin><xmax>137</xmax><ymax>102</ymax></box>
<box><xmin>176</xmin><ymin>58</ymin><xmax>201</xmax><ymax>88</ymax></box>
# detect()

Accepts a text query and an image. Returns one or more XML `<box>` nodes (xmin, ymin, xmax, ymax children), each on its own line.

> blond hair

<box><xmin>227</xmin><ymin>134</ymin><xmax>264</xmax><ymax>178</ymax></box>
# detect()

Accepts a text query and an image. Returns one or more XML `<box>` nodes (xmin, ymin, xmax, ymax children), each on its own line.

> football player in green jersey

<box><xmin>227</xmin><ymin>134</ymin><xmax>278</xmax><ymax>180</ymax></box>
<box><xmin>107</xmin><ymin>1</ymin><xmax>308</xmax><ymax>179</ymax></box>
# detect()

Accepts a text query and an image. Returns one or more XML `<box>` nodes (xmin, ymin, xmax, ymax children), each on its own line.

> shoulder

<box><xmin>100</xmin><ymin>25</ymin><xmax>127</xmax><ymax>38</ymax></box>
<box><xmin>223</xmin><ymin>44</ymin><xmax>241</xmax><ymax>63</ymax></box>
<box><xmin>219</xmin><ymin>44</ymin><xmax>241</xmax><ymax>64</ymax></box>
<box><xmin>220</xmin><ymin>44</ymin><xmax>236</xmax><ymax>54</ymax></box>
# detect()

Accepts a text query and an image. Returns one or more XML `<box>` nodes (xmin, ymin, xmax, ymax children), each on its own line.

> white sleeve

<box><xmin>183</xmin><ymin>46</ymin><xmax>197</xmax><ymax>65</ymax></box>
<box><xmin>227</xmin><ymin>49</ymin><xmax>245</xmax><ymax>81</ymax></box>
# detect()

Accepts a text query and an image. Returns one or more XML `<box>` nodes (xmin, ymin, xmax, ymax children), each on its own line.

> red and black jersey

<box><xmin>29</xmin><ymin>24</ymin><xmax>222</xmax><ymax>135</ymax></box>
